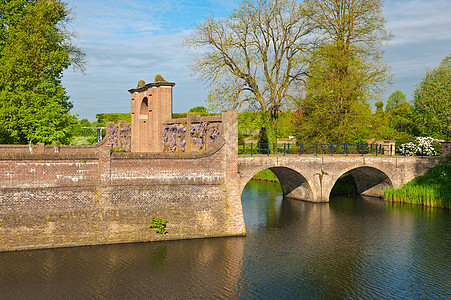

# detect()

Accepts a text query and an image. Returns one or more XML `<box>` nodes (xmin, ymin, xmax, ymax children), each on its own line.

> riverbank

<box><xmin>384</xmin><ymin>156</ymin><xmax>450</xmax><ymax>209</ymax></box>
<box><xmin>252</xmin><ymin>169</ymin><xmax>279</xmax><ymax>182</ymax></box>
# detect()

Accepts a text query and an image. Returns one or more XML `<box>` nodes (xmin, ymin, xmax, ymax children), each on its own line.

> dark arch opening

<box><xmin>330</xmin><ymin>173</ymin><xmax>358</xmax><ymax>196</ymax></box>
<box><xmin>243</xmin><ymin>167</ymin><xmax>314</xmax><ymax>201</ymax></box>
<box><xmin>269</xmin><ymin>167</ymin><xmax>314</xmax><ymax>201</ymax></box>
<box><xmin>241</xmin><ymin>167</ymin><xmax>316</xmax><ymax>231</ymax></box>
<box><xmin>140</xmin><ymin>97</ymin><xmax>148</xmax><ymax>115</ymax></box>
<box><xmin>330</xmin><ymin>167</ymin><xmax>393</xmax><ymax>199</ymax></box>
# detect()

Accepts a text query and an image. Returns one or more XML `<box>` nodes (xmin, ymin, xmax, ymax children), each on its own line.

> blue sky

<box><xmin>61</xmin><ymin>0</ymin><xmax>451</xmax><ymax>121</ymax></box>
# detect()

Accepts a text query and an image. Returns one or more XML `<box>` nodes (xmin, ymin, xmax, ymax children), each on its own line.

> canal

<box><xmin>1</xmin><ymin>180</ymin><xmax>449</xmax><ymax>299</ymax></box>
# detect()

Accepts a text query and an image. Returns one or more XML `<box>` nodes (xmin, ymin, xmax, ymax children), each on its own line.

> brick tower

<box><xmin>128</xmin><ymin>75</ymin><xmax>175</xmax><ymax>152</ymax></box>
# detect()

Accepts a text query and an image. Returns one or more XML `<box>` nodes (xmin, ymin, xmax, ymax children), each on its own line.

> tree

<box><xmin>385</xmin><ymin>90</ymin><xmax>417</xmax><ymax>137</ymax></box>
<box><xmin>69</xmin><ymin>118</ymin><xmax>96</xmax><ymax>137</ymax></box>
<box><xmin>0</xmin><ymin>0</ymin><xmax>86</xmax><ymax>144</ymax></box>
<box><xmin>386</xmin><ymin>90</ymin><xmax>407</xmax><ymax>112</ymax></box>
<box><xmin>185</xmin><ymin>0</ymin><xmax>316</xmax><ymax>142</ymax></box>
<box><xmin>296</xmin><ymin>0</ymin><xmax>392</xmax><ymax>143</ymax></box>
<box><xmin>94</xmin><ymin>113</ymin><xmax>131</xmax><ymax>126</ymax></box>
<box><xmin>413</xmin><ymin>54</ymin><xmax>451</xmax><ymax>139</ymax></box>
<box><xmin>375</xmin><ymin>101</ymin><xmax>384</xmax><ymax>113</ymax></box>
<box><xmin>188</xmin><ymin>106</ymin><xmax>208</xmax><ymax>113</ymax></box>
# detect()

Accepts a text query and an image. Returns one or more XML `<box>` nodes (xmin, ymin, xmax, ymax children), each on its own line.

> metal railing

<box><xmin>238</xmin><ymin>143</ymin><xmax>392</xmax><ymax>156</ymax></box>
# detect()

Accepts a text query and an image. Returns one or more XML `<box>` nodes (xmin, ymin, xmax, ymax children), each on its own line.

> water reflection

<box><xmin>0</xmin><ymin>180</ymin><xmax>449</xmax><ymax>299</ymax></box>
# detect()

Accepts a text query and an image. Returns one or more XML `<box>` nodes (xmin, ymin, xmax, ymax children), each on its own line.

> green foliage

<box><xmin>238</xmin><ymin>112</ymin><xmax>262</xmax><ymax>138</ymax></box>
<box><xmin>374</xmin><ymin>101</ymin><xmax>384</xmax><ymax>113</ymax></box>
<box><xmin>252</xmin><ymin>169</ymin><xmax>279</xmax><ymax>182</ymax></box>
<box><xmin>384</xmin><ymin>90</ymin><xmax>418</xmax><ymax>137</ymax></box>
<box><xmin>172</xmin><ymin>113</ymin><xmax>187</xmax><ymax>119</ymax></box>
<box><xmin>94</xmin><ymin>113</ymin><xmax>131</xmax><ymax>126</ymax></box>
<box><xmin>239</xmin><ymin>111</ymin><xmax>296</xmax><ymax>140</ymax></box>
<box><xmin>386</xmin><ymin>90</ymin><xmax>407</xmax><ymax>112</ymax></box>
<box><xmin>70</xmin><ymin>136</ymin><xmax>97</xmax><ymax>145</ymax></box>
<box><xmin>69</xmin><ymin>118</ymin><xmax>95</xmax><ymax>137</ymax></box>
<box><xmin>384</xmin><ymin>156</ymin><xmax>451</xmax><ymax>208</ymax></box>
<box><xmin>188</xmin><ymin>106</ymin><xmax>207</xmax><ymax>113</ymax></box>
<box><xmin>295</xmin><ymin>43</ymin><xmax>381</xmax><ymax>143</ymax></box>
<box><xmin>413</xmin><ymin>54</ymin><xmax>451</xmax><ymax>139</ymax></box>
<box><xmin>150</xmin><ymin>216</ymin><xmax>168</xmax><ymax>234</ymax></box>
<box><xmin>0</xmin><ymin>0</ymin><xmax>86</xmax><ymax>144</ymax></box>
<box><xmin>297</xmin><ymin>0</ymin><xmax>391</xmax><ymax>143</ymax></box>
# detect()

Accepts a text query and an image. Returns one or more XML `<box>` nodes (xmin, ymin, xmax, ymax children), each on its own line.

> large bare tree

<box><xmin>185</xmin><ymin>0</ymin><xmax>316</xmax><ymax>142</ymax></box>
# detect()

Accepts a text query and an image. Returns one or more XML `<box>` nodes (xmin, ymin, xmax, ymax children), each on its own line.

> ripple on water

<box><xmin>0</xmin><ymin>182</ymin><xmax>450</xmax><ymax>299</ymax></box>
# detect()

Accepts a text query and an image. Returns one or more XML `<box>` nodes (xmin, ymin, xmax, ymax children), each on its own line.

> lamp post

<box><xmin>446</xmin><ymin>113</ymin><xmax>450</xmax><ymax>142</ymax></box>
<box><xmin>388</xmin><ymin>116</ymin><xmax>392</xmax><ymax>141</ymax></box>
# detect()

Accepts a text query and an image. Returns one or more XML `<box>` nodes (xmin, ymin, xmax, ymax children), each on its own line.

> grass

<box><xmin>70</xmin><ymin>136</ymin><xmax>97</xmax><ymax>145</ymax></box>
<box><xmin>384</xmin><ymin>156</ymin><xmax>451</xmax><ymax>208</ymax></box>
<box><xmin>252</xmin><ymin>169</ymin><xmax>279</xmax><ymax>182</ymax></box>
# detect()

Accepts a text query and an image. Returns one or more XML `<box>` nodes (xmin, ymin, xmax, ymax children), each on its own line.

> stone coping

<box><xmin>165</xmin><ymin>115</ymin><xmax>222</xmax><ymax>125</ymax></box>
<box><xmin>111</xmin><ymin>138</ymin><xmax>225</xmax><ymax>160</ymax></box>
<box><xmin>0</xmin><ymin>153</ymin><xmax>99</xmax><ymax>160</ymax></box>
<box><xmin>0</xmin><ymin>137</ymin><xmax>225</xmax><ymax>160</ymax></box>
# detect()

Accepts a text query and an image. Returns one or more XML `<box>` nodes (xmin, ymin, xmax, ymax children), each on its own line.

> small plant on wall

<box><xmin>150</xmin><ymin>216</ymin><xmax>168</xmax><ymax>234</ymax></box>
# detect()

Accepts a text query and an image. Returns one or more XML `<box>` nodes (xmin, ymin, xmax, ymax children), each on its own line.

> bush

<box><xmin>398</xmin><ymin>137</ymin><xmax>440</xmax><ymax>156</ymax></box>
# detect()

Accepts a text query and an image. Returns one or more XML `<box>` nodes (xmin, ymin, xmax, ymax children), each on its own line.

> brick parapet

<box><xmin>0</xmin><ymin>110</ymin><xmax>245</xmax><ymax>251</ymax></box>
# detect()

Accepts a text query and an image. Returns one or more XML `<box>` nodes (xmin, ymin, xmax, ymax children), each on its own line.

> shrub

<box><xmin>398</xmin><ymin>137</ymin><xmax>440</xmax><ymax>156</ymax></box>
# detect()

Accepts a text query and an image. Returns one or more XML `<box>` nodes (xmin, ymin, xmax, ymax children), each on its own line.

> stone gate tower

<box><xmin>128</xmin><ymin>75</ymin><xmax>175</xmax><ymax>152</ymax></box>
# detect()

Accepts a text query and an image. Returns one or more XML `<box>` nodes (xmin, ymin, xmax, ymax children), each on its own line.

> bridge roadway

<box><xmin>238</xmin><ymin>154</ymin><xmax>440</xmax><ymax>202</ymax></box>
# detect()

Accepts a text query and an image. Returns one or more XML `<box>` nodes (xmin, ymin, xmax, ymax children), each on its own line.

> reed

<box><xmin>384</xmin><ymin>156</ymin><xmax>451</xmax><ymax>208</ymax></box>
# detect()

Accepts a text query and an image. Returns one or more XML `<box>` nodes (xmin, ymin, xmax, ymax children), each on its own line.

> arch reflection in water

<box><xmin>0</xmin><ymin>180</ymin><xmax>449</xmax><ymax>299</ymax></box>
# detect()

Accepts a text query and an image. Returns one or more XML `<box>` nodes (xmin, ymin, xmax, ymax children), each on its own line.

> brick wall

<box><xmin>0</xmin><ymin>110</ymin><xmax>245</xmax><ymax>252</ymax></box>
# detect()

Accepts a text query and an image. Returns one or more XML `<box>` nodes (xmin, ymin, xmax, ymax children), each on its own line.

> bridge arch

<box><xmin>328</xmin><ymin>166</ymin><xmax>393</xmax><ymax>199</ymax></box>
<box><xmin>240</xmin><ymin>166</ymin><xmax>315</xmax><ymax>202</ymax></box>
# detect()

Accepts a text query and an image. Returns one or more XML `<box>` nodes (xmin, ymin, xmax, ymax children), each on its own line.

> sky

<box><xmin>61</xmin><ymin>0</ymin><xmax>451</xmax><ymax>121</ymax></box>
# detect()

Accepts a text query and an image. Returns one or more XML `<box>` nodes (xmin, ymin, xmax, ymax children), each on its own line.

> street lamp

<box><xmin>446</xmin><ymin>113</ymin><xmax>450</xmax><ymax>142</ymax></box>
<box><xmin>388</xmin><ymin>116</ymin><xmax>392</xmax><ymax>141</ymax></box>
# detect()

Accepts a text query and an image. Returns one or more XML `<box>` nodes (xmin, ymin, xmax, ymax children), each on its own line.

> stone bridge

<box><xmin>0</xmin><ymin>76</ymin><xmax>446</xmax><ymax>252</ymax></box>
<box><xmin>238</xmin><ymin>155</ymin><xmax>440</xmax><ymax>202</ymax></box>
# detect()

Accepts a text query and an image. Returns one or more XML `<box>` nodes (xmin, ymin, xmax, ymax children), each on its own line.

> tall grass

<box><xmin>384</xmin><ymin>156</ymin><xmax>451</xmax><ymax>208</ymax></box>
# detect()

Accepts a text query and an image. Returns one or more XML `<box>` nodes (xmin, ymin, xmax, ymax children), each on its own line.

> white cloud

<box><xmin>64</xmin><ymin>0</ymin><xmax>451</xmax><ymax>119</ymax></box>
<box><xmin>64</xmin><ymin>0</ymin><xmax>221</xmax><ymax>120</ymax></box>
<box><xmin>382</xmin><ymin>0</ymin><xmax>451</xmax><ymax>101</ymax></box>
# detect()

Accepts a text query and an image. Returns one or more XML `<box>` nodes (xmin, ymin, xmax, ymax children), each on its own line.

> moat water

<box><xmin>1</xmin><ymin>180</ymin><xmax>450</xmax><ymax>299</ymax></box>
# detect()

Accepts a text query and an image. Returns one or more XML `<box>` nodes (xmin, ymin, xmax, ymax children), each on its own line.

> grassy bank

<box><xmin>252</xmin><ymin>169</ymin><xmax>279</xmax><ymax>182</ymax></box>
<box><xmin>384</xmin><ymin>156</ymin><xmax>451</xmax><ymax>208</ymax></box>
